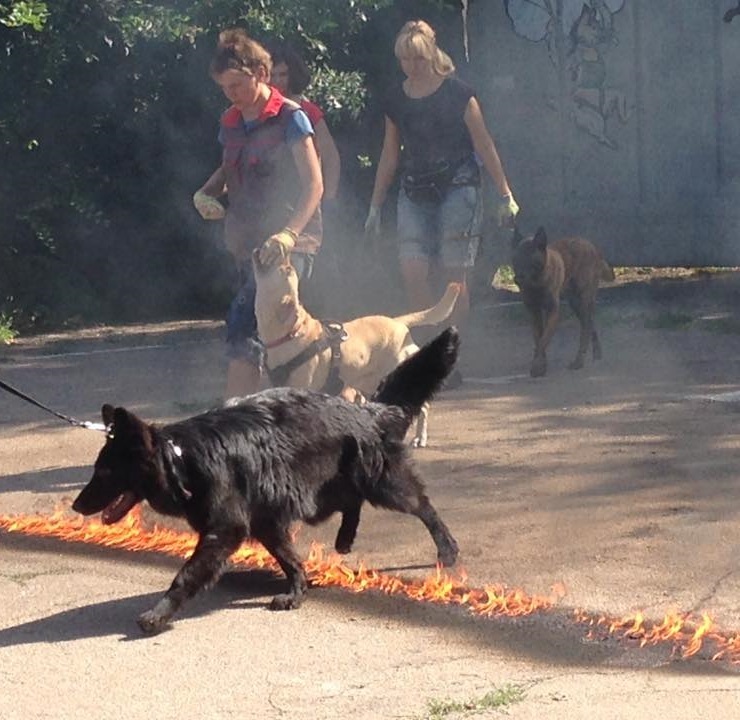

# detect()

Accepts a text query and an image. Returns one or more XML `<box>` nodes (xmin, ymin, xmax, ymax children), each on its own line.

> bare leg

<box><xmin>400</xmin><ymin>257</ymin><xmax>434</xmax><ymax>311</ymax></box>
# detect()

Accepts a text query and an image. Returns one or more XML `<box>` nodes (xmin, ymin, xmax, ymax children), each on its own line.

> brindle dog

<box><xmin>511</xmin><ymin>226</ymin><xmax>614</xmax><ymax>377</ymax></box>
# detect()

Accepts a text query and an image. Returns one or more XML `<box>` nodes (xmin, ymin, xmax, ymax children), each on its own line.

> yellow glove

<box><xmin>497</xmin><ymin>193</ymin><xmax>520</xmax><ymax>227</ymax></box>
<box><xmin>258</xmin><ymin>229</ymin><xmax>297</xmax><ymax>265</ymax></box>
<box><xmin>192</xmin><ymin>190</ymin><xmax>225</xmax><ymax>220</ymax></box>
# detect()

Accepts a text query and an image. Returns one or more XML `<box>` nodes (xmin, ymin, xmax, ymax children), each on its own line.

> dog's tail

<box><xmin>371</xmin><ymin>326</ymin><xmax>460</xmax><ymax>418</ymax></box>
<box><xmin>391</xmin><ymin>282</ymin><xmax>461</xmax><ymax>328</ymax></box>
<box><xmin>601</xmin><ymin>259</ymin><xmax>615</xmax><ymax>282</ymax></box>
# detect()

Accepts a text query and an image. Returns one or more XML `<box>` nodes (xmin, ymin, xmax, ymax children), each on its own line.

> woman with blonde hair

<box><xmin>365</xmin><ymin>20</ymin><xmax>519</xmax><ymax>386</ymax></box>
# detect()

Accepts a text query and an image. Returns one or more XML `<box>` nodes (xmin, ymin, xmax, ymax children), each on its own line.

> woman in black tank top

<box><xmin>364</xmin><ymin>20</ymin><xmax>519</xmax><ymax>383</ymax></box>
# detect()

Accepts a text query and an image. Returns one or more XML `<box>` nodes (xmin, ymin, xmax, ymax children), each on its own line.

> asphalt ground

<box><xmin>3</xmin><ymin>274</ymin><xmax>740</xmax><ymax>718</ymax></box>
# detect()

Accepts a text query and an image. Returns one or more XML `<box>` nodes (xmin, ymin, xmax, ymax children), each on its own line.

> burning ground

<box><xmin>2</xmin><ymin>507</ymin><xmax>739</xmax><ymax>665</ymax></box>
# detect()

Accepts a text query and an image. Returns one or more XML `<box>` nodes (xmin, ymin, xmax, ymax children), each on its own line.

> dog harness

<box><xmin>266</xmin><ymin>320</ymin><xmax>348</xmax><ymax>395</ymax></box>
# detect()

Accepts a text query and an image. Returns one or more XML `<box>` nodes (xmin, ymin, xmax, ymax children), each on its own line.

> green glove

<box><xmin>193</xmin><ymin>190</ymin><xmax>225</xmax><ymax>220</ymax></box>
<box><xmin>497</xmin><ymin>193</ymin><xmax>520</xmax><ymax>227</ymax></box>
<box><xmin>258</xmin><ymin>229</ymin><xmax>297</xmax><ymax>265</ymax></box>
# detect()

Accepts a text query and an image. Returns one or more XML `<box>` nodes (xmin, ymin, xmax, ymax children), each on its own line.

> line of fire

<box><xmin>2</xmin><ymin>508</ymin><xmax>738</xmax><ymax>664</ymax></box>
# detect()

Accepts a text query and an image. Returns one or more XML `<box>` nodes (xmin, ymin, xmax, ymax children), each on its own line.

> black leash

<box><xmin>0</xmin><ymin>378</ymin><xmax>106</xmax><ymax>432</ymax></box>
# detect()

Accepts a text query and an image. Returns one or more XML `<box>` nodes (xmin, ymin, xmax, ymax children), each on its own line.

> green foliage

<box><xmin>0</xmin><ymin>0</ymin><xmax>459</xmax><ymax>331</ymax></box>
<box><xmin>309</xmin><ymin>66</ymin><xmax>367</xmax><ymax>122</ymax></box>
<box><xmin>0</xmin><ymin>312</ymin><xmax>18</xmax><ymax>344</ymax></box>
<box><xmin>108</xmin><ymin>0</ymin><xmax>394</xmax><ymax>51</ymax></box>
<box><xmin>115</xmin><ymin>4</ymin><xmax>197</xmax><ymax>44</ymax></box>
<box><xmin>492</xmin><ymin>264</ymin><xmax>516</xmax><ymax>289</ymax></box>
<box><xmin>0</xmin><ymin>1</ymin><xmax>49</xmax><ymax>30</ymax></box>
<box><xmin>421</xmin><ymin>684</ymin><xmax>526</xmax><ymax>719</ymax></box>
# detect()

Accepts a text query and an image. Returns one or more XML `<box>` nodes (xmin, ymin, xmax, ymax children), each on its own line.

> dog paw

<box><xmin>334</xmin><ymin>540</ymin><xmax>353</xmax><ymax>554</ymax></box>
<box><xmin>269</xmin><ymin>593</ymin><xmax>303</xmax><ymax>611</ymax></box>
<box><xmin>438</xmin><ymin>543</ymin><xmax>459</xmax><ymax>568</ymax></box>
<box><xmin>410</xmin><ymin>436</ymin><xmax>428</xmax><ymax>448</ymax></box>
<box><xmin>137</xmin><ymin>610</ymin><xmax>170</xmax><ymax>635</ymax></box>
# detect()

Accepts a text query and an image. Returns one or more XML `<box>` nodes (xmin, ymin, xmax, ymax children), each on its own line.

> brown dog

<box><xmin>511</xmin><ymin>226</ymin><xmax>614</xmax><ymax>377</ymax></box>
<box><xmin>253</xmin><ymin>248</ymin><xmax>460</xmax><ymax>447</ymax></box>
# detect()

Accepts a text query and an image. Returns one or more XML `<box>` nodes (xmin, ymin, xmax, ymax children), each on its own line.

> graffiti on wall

<box><xmin>504</xmin><ymin>1</ymin><xmax>629</xmax><ymax>149</ymax></box>
<box><xmin>725</xmin><ymin>2</ymin><xmax>740</xmax><ymax>23</ymax></box>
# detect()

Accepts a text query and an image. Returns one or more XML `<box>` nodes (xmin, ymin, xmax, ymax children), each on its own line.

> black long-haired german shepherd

<box><xmin>72</xmin><ymin>327</ymin><xmax>461</xmax><ymax>634</ymax></box>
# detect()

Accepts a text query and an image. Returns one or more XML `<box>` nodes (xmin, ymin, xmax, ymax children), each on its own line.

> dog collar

<box><xmin>164</xmin><ymin>438</ymin><xmax>192</xmax><ymax>502</ymax></box>
<box><xmin>261</xmin><ymin>312</ymin><xmax>306</xmax><ymax>349</ymax></box>
<box><xmin>167</xmin><ymin>439</ymin><xmax>183</xmax><ymax>457</ymax></box>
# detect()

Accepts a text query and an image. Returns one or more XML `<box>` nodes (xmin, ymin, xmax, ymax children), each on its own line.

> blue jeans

<box><xmin>397</xmin><ymin>183</ymin><xmax>483</xmax><ymax>269</ymax></box>
<box><xmin>226</xmin><ymin>252</ymin><xmax>313</xmax><ymax>365</ymax></box>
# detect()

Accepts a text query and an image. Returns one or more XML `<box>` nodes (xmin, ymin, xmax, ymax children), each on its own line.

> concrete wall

<box><xmin>465</xmin><ymin>0</ymin><xmax>740</xmax><ymax>265</ymax></box>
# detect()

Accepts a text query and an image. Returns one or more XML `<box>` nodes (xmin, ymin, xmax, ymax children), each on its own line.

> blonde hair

<box><xmin>210</xmin><ymin>28</ymin><xmax>272</xmax><ymax>77</ymax></box>
<box><xmin>394</xmin><ymin>20</ymin><xmax>455</xmax><ymax>77</ymax></box>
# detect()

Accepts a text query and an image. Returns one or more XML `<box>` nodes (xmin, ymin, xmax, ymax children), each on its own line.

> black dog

<box><xmin>72</xmin><ymin>327</ymin><xmax>461</xmax><ymax>634</ymax></box>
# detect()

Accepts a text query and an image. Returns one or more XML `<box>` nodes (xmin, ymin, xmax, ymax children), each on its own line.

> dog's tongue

<box><xmin>101</xmin><ymin>491</ymin><xmax>139</xmax><ymax>524</ymax></box>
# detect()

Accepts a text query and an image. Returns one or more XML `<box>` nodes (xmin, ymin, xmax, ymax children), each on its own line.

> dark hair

<box><xmin>266</xmin><ymin>41</ymin><xmax>311</xmax><ymax>95</ymax></box>
<box><xmin>210</xmin><ymin>28</ymin><xmax>272</xmax><ymax>77</ymax></box>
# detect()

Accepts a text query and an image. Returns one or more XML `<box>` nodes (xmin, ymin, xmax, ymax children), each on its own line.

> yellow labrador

<box><xmin>253</xmin><ymin>249</ymin><xmax>460</xmax><ymax>447</ymax></box>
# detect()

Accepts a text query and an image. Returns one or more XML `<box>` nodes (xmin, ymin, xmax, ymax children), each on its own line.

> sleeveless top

<box><xmin>219</xmin><ymin>88</ymin><xmax>322</xmax><ymax>264</ymax></box>
<box><xmin>383</xmin><ymin>76</ymin><xmax>478</xmax><ymax>181</ymax></box>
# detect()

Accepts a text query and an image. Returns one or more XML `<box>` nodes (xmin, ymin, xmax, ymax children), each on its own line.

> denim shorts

<box><xmin>397</xmin><ymin>183</ymin><xmax>483</xmax><ymax>269</ymax></box>
<box><xmin>226</xmin><ymin>252</ymin><xmax>313</xmax><ymax>365</ymax></box>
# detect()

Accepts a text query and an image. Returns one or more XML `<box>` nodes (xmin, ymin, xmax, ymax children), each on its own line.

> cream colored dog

<box><xmin>253</xmin><ymin>249</ymin><xmax>460</xmax><ymax>447</ymax></box>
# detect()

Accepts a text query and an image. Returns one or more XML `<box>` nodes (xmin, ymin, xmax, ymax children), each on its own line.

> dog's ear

<box><xmin>533</xmin><ymin>227</ymin><xmax>548</xmax><ymax>251</ymax></box>
<box><xmin>277</xmin><ymin>296</ymin><xmax>296</xmax><ymax>325</ymax></box>
<box><xmin>101</xmin><ymin>404</ymin><xmax>115</xmax><ymax>426</ymax></box>
<box><xmin>112</xmin><ymin>407</ymin><xmax>136</xmax><ymax>434</ymax></box>
<box><xmin>511</xmin><ymin>225</ymin><xmax>523</xmax><ymax>250</ymax></box>
<box><xmin>111</xmin><ymin>406</ymin><xmax>156</xmax><ymax>453</ymax></box>
<box><xmin>111</xmin><ymin>406</ymin><xmax>144</xmax><ymax>436</ymax></box>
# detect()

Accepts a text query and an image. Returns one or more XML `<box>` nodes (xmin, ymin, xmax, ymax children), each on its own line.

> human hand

<box><xmin>192</xmin><ymin>190</ymin><xmax>225</xmax><ymax>220</ymax></box>
<box><xmin>258</xmin><ymin>229</ymin><xmax>297</xmax><ymax>265</ymax></box>
<box><xmin>364</xmin><ymin>204</ymin><xmax>382</xmax><ymax>236</ymax></box>
<box><xmin>497</xmin><ymin>193</ymin><xmax>520</xmax><ymax>228</ymax></box>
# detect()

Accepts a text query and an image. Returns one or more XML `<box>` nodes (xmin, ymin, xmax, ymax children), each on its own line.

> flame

<box><xmin>0</xmin><ymin>507</ymin><xmax>278</xmax><ymax>571</ymax></box>
<box><xmin>1</xmin><ymin>508</ymin><xmax>739</xmax><ymax>663</ymax></box>
<box><xmin>574</xmin><ymin>607</ymin><xmax>738</xmax><ymax>662</ymax></box>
